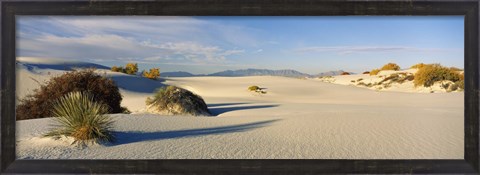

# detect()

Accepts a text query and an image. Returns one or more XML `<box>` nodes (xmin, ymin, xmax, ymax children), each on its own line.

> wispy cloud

<box><xmin>294</xmin><ymin>46</ymin><xmax>455</xmax><ymax>55</ymax></box>
<box><xmin>253</xmin><ymin>49</ymin><xmax>263</xmax><ymax>53</ymax></box>
<box><xmin>17</xmin><ymin>16</ymin><xmax>251</xmax><ymax>65</ymax></box>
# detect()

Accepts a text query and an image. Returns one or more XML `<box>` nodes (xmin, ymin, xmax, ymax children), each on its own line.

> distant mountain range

<box><xmin>161</xmin><ymin>69</ymin><xmax>352</xmax><ymax>78</ymax></box>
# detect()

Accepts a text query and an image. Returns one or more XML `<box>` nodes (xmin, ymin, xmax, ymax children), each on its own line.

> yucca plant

<box><xmin>44</xmin><ymin>91</ymin><xmax>115</xmax><ymax>145</ymax></box>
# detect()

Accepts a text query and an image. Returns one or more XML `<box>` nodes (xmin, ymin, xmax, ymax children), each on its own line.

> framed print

<box><xmin>1</xmin><ymin>0</ymin><xmax>479</xmax><ymax>174</ymax></box>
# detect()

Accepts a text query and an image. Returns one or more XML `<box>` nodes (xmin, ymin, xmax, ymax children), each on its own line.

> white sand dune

<box><xmin>15</xmin><ymin>57</ymin><xmax>464</xmax><ymax>159</ymax></box>
<box><xmin>315</xmin><ymin>69</ymin><xmax>463</xmax><ymax>93</ymax></box>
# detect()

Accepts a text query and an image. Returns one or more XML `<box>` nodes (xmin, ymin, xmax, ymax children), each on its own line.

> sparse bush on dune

<box><xmin>146</xmin><ymin>86</ymin><xmax>210</xmax><ymax>116</ymax></box>
<box><xmin>111</xmin><ymin>66</ymin><xmax>124</xmax><ymax>73</ymax></box>
<box><xmin>362</xmin><ymin>71</ymin><xmax>370</xmax><ymax>74</ymax></box>
<box><xmin>413</xmin><ymin>64</ymin><xmax>463</xmax><ymax>87</ymax></box>
<box><xmin>142</xmin><ymin>68</ymin><xmax>160</xmax><ymax>80</ymax></box>
<box><xmin>16</xmin><ymin>69</ymin><xmax>125</xmax><ymax>120</ymax></box>
<box><xmin>380</xmin><ymin>63</ymin><xmax>401</xmax><ymax>71</ymax></box>
<box><xmin>248</xmin><ymin>85</ymin><xmax>267</xmax><ymax>94</ymax></box>
<box><xmin>410</xmin><ymin>63</ymin><xmax>429</xmax><ymax>69</ymax></box>
<box><xmin>341</xmin><ymin>72</ymin><xmax>350</xmax><ymax>75</ymax></box>
<box><xmin>449</xmin><ymin>67</ymin><xmax>463</xmax><ymax>71</ymax></box>
<box><xmin>44</xmin><ymin>91</ymin><xmax>115</xmax><ymax>145</ymax></box>
<box><xmin>111</xmin><ymin>63</ymin><xmax>138</xmax><ymax>75</ymax></box>
<box><xmin>248</xmin><ymin>85</ymin><xmax>260</xmax><ymax>91</ymax></box>
<box><xmin>369</xmin><ymin>69</ymin><xmax>380</xmax><ymax>76</ymax></box>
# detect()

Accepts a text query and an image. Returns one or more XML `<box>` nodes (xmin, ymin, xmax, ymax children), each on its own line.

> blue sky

<box><xmin>17</xmin><ymin>16</ymin><xmax>464</xmax><ymax>74</ymax></box>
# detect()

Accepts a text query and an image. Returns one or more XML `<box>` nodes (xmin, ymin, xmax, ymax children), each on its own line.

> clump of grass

<box><xmin>146</xmin><ymin>86</ymin><xmax>210</xmax><ymax>116</ymax></box>
<box><xmin>44</xmin><ymin>91</ymin><xmax>115</xmax><ymax>145</ymax></box>
<box><xmin>381</xmin><ymin>63</ymin><xmax>401</xmax><ymax>71</ymax></box>
<box><xmin>369</xmin><ymin>69</ymin><xmax>380</xmax><ymax>76</ymax></box>
<box><xmin>414</xmin><ymin>64</ymin><xmax>463</xmax><ymax>87</ymax></box>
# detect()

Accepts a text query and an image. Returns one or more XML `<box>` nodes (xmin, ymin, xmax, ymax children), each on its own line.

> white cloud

<box><xmin>253</xmin><ymin>49</ymin><xmax>263</xmax><ymax>53</ymax></box>
<box><xmin>18</xmin><ymin>33</ymin><xmax>244</xmax><ymax>64</ymax></box>
<box><xmin>294</xmin><ymin>46</ymin><xmax>448</xmax><ymax>55</ymax></box>
<box><xmin>17</xmin><ymin>16</ymin><xmax>252</xmax><ymax>65</ymax></box>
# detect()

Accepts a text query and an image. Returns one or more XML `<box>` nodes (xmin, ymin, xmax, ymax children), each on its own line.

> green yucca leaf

<box><xmin>44</xmin><ymin>91</ymin><xmax>115</xmax><ymax>145</ymax></box>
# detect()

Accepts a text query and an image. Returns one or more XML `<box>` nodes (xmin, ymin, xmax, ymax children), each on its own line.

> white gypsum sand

<box><xmin>15</xmin><ymin>57</ymin><xmax>464</xmax><ymax>159</ymax></box>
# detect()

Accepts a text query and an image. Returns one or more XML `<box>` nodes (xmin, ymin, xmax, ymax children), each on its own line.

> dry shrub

<box><xmin>413</xmin><ymin>64</ymin><xmax>463</xmax><ymax>87</ymax></box>
<box><xmin>143</xmin><ymin>68</ymin><xmax>160</xmax><ymax>80</ymax></box>
<box><xmin>146</xmin><ymin>86</ymin><xmax>210</xmax><ymax>116</ymax></box>
<box><xmin>381</xmin><ymin>63</ymin><xmax>401</xmax><ymax>71</ymax></box>
<box><xmin>248</xmin><ymin>85</ymin><xmax>260</xmax><ymax>91</ymax></box>
<box><xmin>370</xmin><ymin>69</ymin><xmax>380</xmax><ymax>75</ymax></box>
<box><xmin>362</xmin><ymin>71</ymin><xmax>370</xmax><ymax>74</ymax></box>
<box><xmin>16</xmin><ymin>69</ymin><xmax>124</xmax><ymax>120</ymax></box>
<box><xmin>341</xmin><ymin>72</ymin><xmax>351</xmax><ymax>75</ymax></box>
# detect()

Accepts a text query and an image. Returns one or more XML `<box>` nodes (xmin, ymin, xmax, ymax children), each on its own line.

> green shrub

<box><xmin>381</xmin><ymin>63</ymin><xmax>401</xmax><ymax>71</ymax></box>
<box><xmin>142</xmin><ymin>68</ymin><xmax>160</xmax><ymax>80</ymax></box>
<box><xmin>248</xmin><ymin>86</ymin><xmax>260</xmax><ymax>91</ymax></box>
<box><xmin>146</xmin><ymin>86</ymin><xmax>210</xmax><ymax>116</ymax></box>
<box><xmin>16</xmin><ymin>69</ymin><xmax>124</xmax><ymax>120</ymax></box>
<box><xmin>124</xmin><ymin>63</ymin><xmax>138</xmax><ymax>75</ymax></box>
<box><xmin>370</xmin><ymin>69</ymin><xmax>380</xmax><ymax>76</ymax></box>
<box><xmin>44</xmin><ymin>91</ymin><xmax>115</xmax><ymax>145</ymax></box>
<box><xmin>413</xmin><ymin>64</ymin><xmax>463</xmax><ymax>87</ymax></box>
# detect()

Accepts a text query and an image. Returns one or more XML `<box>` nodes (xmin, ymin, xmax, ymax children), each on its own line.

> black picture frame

<box><xmin>1</xmin><ymin>0</ymin><xmax>479</xmax><ymax>174</ymax></box>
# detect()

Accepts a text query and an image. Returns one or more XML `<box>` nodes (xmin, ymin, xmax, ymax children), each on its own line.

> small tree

<box><xmin>124</xmin><ymin>63</ymin><xmax>138</xmax><ymax>75</ymax></box>
<box><xmin>143</xmin><ymin>68</ymin><xmax>160</xmax><ymax>80</ymax></box>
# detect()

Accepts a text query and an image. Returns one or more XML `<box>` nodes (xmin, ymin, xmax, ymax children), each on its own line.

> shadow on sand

<box><xmin>109</xmin><ymin>75</ymin><xmax>166</xmax><ymax>93</ymax></box>
<box><xmin>208</xmin><ymin>104</ymin><xmax>279</xmax><ymax>115</ymax></box>
<box><xmin>110</xmin><ymin>119</ymin><xmax>280</xmax><ymax>146</ymax></box>
<box><xmin>207</xmin><ymin>103</ymin><xmax>250</xmax><ymax>107</ymax></box>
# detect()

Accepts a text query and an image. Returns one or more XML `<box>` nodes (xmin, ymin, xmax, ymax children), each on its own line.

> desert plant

<box><xmin>381</xmin><ymin>63</ymin><xmax>401</xmax><ymax>71</ymax></box>
<box><xmin>362</xmin><ymin>71</ymin><xmax>370</xmax><ymax>74</ymax></box>
<box><xmin>450</xmin><ymin>67</ymin><xmax>463</xmax><ymax>71</ymax></box>
<box><xmin>124</xmin><ymin>63</ymin><xmax>138</xmax><ymax>75</ymax></box>
<box><xmin>248</xmin><ymin>85</ymin><xmax>260</xmax><ymax>91</ymax></box>
<box><xmin>413</xmin><ymin>64</ymin><xmax>463</xmax><ymax>87</ymax></box>
<box><xmin>44</xmin><ymin>91</ymin><xmax>115</xmax><ymax>145</ymax></box>
<box><xmin>111</xmin><ymin>66</ymin><xmax>124</xmax><ymax>73</ymax></box>
<box><xmin>341</xmin><ymin>72</ymin><xmax>351</xmax><ymax>75</ymax></box>
<box><xmin>142</xmin><ymin>68</ymin><xmax>160</xmax><ymax>80</ymax></box>
<box><xmin>16</xmin><ymin>69</ymin><xmax>124</xmax><ymax>120</ymax></box>
<box><xmin>369</xmin><ymin>69</ymin><xmax>381</xmax><ymax>76</ymax></box>
<box><xmin>410</xmin><ymin>63</ymin><xmax>428</xmax><ymax>69</ymax></box>
<box><xmin>146</xmin><ymin>86</ymin><xmax>210</xmax><ymax>116</ymax></box>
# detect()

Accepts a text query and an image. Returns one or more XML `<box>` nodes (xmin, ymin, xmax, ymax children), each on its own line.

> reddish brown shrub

<box><xmin>16</xmin><ymin>69</ymin><xmax>124</xmax><ymax>120</ymax></box>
